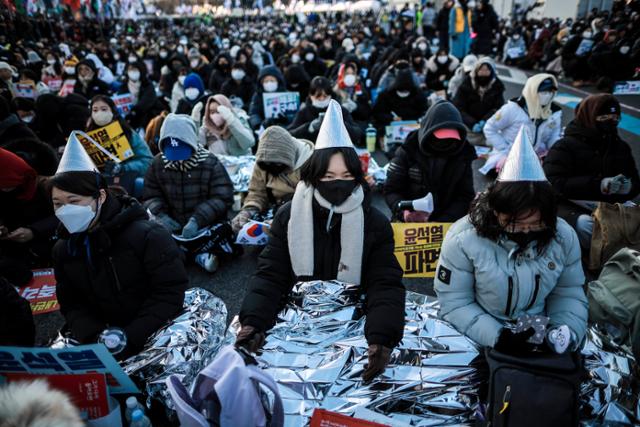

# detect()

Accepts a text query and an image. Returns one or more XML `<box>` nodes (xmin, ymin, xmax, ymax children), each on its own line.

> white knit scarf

<box><xmin>288</xmin><ymin>181</ymin><xmax>365</xmax><ymax>285</ymax></box>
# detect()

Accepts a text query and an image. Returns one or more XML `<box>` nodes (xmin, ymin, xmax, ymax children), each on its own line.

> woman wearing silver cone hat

<box><xmin>434</xmin><ymin>127</ymin><xmax>588</xmax><ymax>356</ymax></box>
<box><xmin>236</xmin><ymin>100</ymin><xmax>406</xmax><ymax>382</ymax></box>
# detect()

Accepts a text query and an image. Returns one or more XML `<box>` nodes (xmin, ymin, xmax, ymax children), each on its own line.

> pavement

<box><xmin>33</xmin><ymin>64</ymin><xmax>640</xmax><ymax>346</ymax></box>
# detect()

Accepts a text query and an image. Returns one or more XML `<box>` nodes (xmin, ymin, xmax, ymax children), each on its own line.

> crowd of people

<box><xmin>0</xmin><ymin>1</ymin><xmax>639</xmax><ymax>424</ymax></box>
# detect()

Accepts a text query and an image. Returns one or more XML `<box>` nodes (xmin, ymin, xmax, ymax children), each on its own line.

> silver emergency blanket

<box><xmin>367</xmin><ymin>156</ymin><xmax>388</xmax><ymax>187</ymax></box>
<box><xmin>227</xmin><ymin>281</ymin><xmax>639</xmax><ymax>426</ymax></box>
<box><xmin>217</xmin><ymin>154</ymin><xmax>255</xmax><ymax>193</ymax></box>
<box><xmin>122</xmin><ymin>287</ymin><xmax>228</xmax><ymax>410</ymax></box>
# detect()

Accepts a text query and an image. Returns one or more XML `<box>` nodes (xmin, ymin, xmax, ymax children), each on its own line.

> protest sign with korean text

<box><xmin>0</xmin><ymin>344</ymin><xmax>139</xmax><ymax>394</ymax></box>
<box><xmin>392</xmin><ymin>222</ymin><xmax>452</xmax><ymax>278</ymax></box>
<box><xmin>19</xmin><ymin>268</ymin><xmax>59</xmax><ymax>315</ymax></box>
<box><xmin>263</xmin><ymin>91</ymin><xmax>300</xmax><ymax>120</ymax></box>
<box><xmin>76</xmin><ymin>121</ymin><xmax>134</xmax><ymax>168</ymax></box>
<box><xmin>111</xmin><ymin>93</ymin><xmax>134</xmax><ymax>116</ymax></box>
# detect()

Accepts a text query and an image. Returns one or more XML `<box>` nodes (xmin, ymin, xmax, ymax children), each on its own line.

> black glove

<box><xmin>494</xmin><ymin>328</ymin><xmax>536</xmax><ymax>355</ymax></box>
<box><xmin>235</xmin><ymin>325</ymin><xmax>266</xmax><ymax>353</ymax></box>
<box><xmin>362</xmin><ymin>344</ymin><xmax>392</xmax><ymax>382</ymax></box>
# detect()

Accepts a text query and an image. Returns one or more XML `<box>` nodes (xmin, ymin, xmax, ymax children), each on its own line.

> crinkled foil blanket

<box><xmin>218</xmin><ymin>155</ymin><xmax>388</xmax><ymax>193</ymax></box>
<box><xmin>120</xmin><ymin>283</ymin><xmax>637</xmax><ymax>426</ymax></box>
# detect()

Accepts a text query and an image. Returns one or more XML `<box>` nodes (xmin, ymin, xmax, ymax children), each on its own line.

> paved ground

<box><xmin>33</xmin><ymin>65</ymin><xmax>640</xmax><ymax>346</ymax></box>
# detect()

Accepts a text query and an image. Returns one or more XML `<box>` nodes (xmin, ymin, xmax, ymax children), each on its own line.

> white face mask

<box><xmin>418</xmin><ymin>42</ymin><xmax>427</xmax><ymax>51</ymax></box>
<box><xmin>47</xmin><ymin>59</ymin><xmax>56</xmax><ymax>65</ymax></box>
<box><xmin>177</xmin><ymin>46</ymin><xmax>184</xmax><ymax>54</ymax></box>
<box><xmin>291</xmin><ymin>54</ymin><xmax>301</xmax><ymax>63</ymax></box>
<box><xmin>113</xmin><ymin>53</ymin><xmax>120</xmax><ymax>61</ymax></box>
<box><xmin>263</xmin><ymin>81</ymin><xmax>278</xmax><ymax>92</ymax></box>
<box><xmin>55</xmin><ymin>202</ymin><xmax>97</xmax><ymax>234</ymax></box>
<box><xmin>64</xmin><ymin>66</ymin><xmax>76</xmax><ymax>75</ymax></box>
<box><xmin>343</xmin><ymin>74</ymin><xmax>357</xmax><ymax>87</ymax></box>
<box><xmin>178</xmin><ymin>75</ymin><xmax>186</xmax><ymax>85</ymax></box>
<box><xmin>92</xmin><ymin>110</ymin><xmax>113</xmax><ymax>127</ymax></box>
<box><xmin>190</xmin><ymin>59</ymin><xmax>199</xmax><ymax>68</ymax></box>
<box><xmin>231</xmin><ymin>69</ymin><xmax>245</xmax><ymax>80</ymax></box>
<box><xmin>312</xmin><ymin>97</ymin><xmax>331</xmax><ymax>109</ymax></box>
<box><xmin>305</xmin><ymin>52</ymin><xmax>315</xmax><ymax>61</ymax></box>
<box><xmin>513</xmin><ymin>34</ymin><xmax>521</xmax><ymax>40</ymax></box>
<box><xmin>437</xmin><ymin>55</ymin><xmax>448</xmax><ymax>64</ymax></box>
<box><xmin>185</xmin><ymin>87</ymin><xmax>200</xmax><ymax>100</ymax></box>
<box><xmin>396</xmin><ymin>90</ymin><xmax>411</xmax><ymax>98</ymax></box>
<box><xmin>128</xmin><ymin>70</ymin><xmax>140</xmax><ymax>81</ymax></box>
<box><xmin>159</xmin><ymin>51</ymin><xmax>168</xmax><ymax>58</ymax></box>
<box><xmin>582</xmin><ymin>31</ymin><xmax>592</xmax><ymax>39</ymax></box>
<box><xmin>620</xmin><ymin>46</ymin><xmax>630</xmax><ymax>55</ymax></box>
<box><xmin>538</xmin><ymin>91</ymin><xmax>555</xmax><ymax>106</ymax></box>
<box><xmin>21</xmin><ymin>115</ymin><xmax>34</xmax><ymax>123</ymax></box>
<box><xmin>128</xmin><ymin>56</ymin><xmax>137</xmax><ymax>63</ymax></box>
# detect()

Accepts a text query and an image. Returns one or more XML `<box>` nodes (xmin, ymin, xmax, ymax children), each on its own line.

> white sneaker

<box><xmin>547</xmin><ymin>325</ymin><xmax>571</xmax><ymax>354</ymax></box>
<box><xmin>195</xmin><ymin>253</ymin><xmax>218</xmax><ymax>273</ymax></box>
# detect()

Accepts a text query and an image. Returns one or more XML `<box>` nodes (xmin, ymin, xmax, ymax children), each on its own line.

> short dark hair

<box><xmin>309</xmin><ymin>76</ymin><xmax>334</xmax><ymax>97</ymax></box>
<box><xmin>48</xmin><ymin>171</ymin><xmax>108</xmax><ymax>198</ymax></box>
<box><xmin>469</xmin><ymin>181</ymin><xmax>558</xmax><ymax>250</ymax></box>
<box><xmin>300</xmin><ymin>147</ymin><xmax>367</xmax><ymax>188</ymax></box>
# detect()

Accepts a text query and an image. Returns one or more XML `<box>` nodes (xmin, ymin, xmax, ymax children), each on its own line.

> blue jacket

<box><xmin>120</xmin><ymin>131</ymin><xmax>153</xmax><ymax>177</ymax></box>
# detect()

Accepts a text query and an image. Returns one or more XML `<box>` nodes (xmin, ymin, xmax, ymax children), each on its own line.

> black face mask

<box><xmin>258</xmin><ymin>162</ymin><xmax>289</xmax><ymax>175</ymax></box>
<box><xmin>595</xmin><ymin>119</ymin><xmax>618</xmax><ymax>134</ymax></box>
<box><xmin>424</xmin><ymin>137</ymin><xmax>461</xmax><ymax>155</ymax></box>
<box><xmin>475</xmin><ymin>75</ymin><xmax>491</xmax><ymax>86</ymax></box>
<box><xmin>504</xmin><ymin>230</ymin><xmax>548</xmax><ymax>248</ymax></box>
<box><xmin>316</xmin><ymin>179</ymin><xmax>357</xmax><ymax>206</ymax></box>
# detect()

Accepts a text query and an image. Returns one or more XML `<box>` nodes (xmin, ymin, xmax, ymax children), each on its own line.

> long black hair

<box><xmin>469</xmin><ymin>181</ymin><xmax>558</xmax><ymax>250</ymax></box>
<box><xmin>87</xmin><ymin>94</ymin><xmax>135</xmax><ymax>141</ymax></box>
<box><xmin>300</xmin><ymin>147</ymin><xmax>367</xmax><ymax>188</ymax></box>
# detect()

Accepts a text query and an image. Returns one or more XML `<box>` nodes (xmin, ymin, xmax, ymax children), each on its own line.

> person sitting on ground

<box><xmin>143</xmin><ymin>113</ymin><xmax>234</xmax><ymax>272</ymax></box>
<box><xmin>372</xmin><ymin>68</ymin><xmax>429</xmax><ymax>132</ymax></box>
<box><xmin>543</xmin><ymin>94</ymin><xmax>640</xmax><ymax>249</ymax></box>
<box><xmin>231</xmin><ymin>126</ymin><xmax>313</xmax><ymax>233</ymax></box>
<box><xmin>452</xmin><ymin>57</ymin><xmax>505</xmax><ymax>131</ymax></box>
<box><xmin>385</xmin><ymin>101</ymin><xmax>476</xmax><ymax>223</ymax></box>
<box><xmin>482</xmin><ymin>74</ymin><xmax>561</xmax><ymax>175</ymax></box>
<box><xmin>248</xmin><ymin>65</ymin><xmax>289</xmax><ymax>130</ymax></box>
<box><xmin>198</xmin><ymin>94</ymin><xmax>255</xmax><ymax>156</ymax></box>
<box><xmin>51</xmin><ymin>135</ymin><xmax>186</xmax><ymax>359</ymax></box>
<box><xmin>73</xmin><ymin>59</ymin><xmax>111</xmax><ymax>100</ymax></box>
<box><xmin>435</xmin><ymin>129</ymin><xmax>588</xmax><ymax>356</ymax></box>
<box><xmin>236</xmin><ymin>101</ymin><xmax>405</xmax><ymax>383</ymax></box>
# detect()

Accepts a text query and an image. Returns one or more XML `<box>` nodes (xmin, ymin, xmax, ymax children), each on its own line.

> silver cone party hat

<box><xmin>55</xmin><ymin>131</ymin><xmax>99</xmax><ymax>174</ymax></box>
<box><xmin>497</xmin><ymin>125</ymin><xmax>547</xmax><ymax>182</ymax></box>
<box><xmin>314</xmin><ymin>99</ymin><xmax>355</xmax><ymax>150</ymax></box>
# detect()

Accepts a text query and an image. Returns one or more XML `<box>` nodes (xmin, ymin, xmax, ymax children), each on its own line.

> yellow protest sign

<box><xmin>392</xmin><ymin>222</ymin><xmax>452</xmax><ymax>278</ymax></box>
<box><xmin>77</xmin><ymin>121</ymin><xmax>134</xmax><ymax>168</ymax></box>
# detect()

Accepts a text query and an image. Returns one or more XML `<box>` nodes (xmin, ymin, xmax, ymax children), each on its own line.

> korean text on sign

<box><xmin>391</xmin><ymin>223</ymin><xmax>452</xmax><ymax>278</ymax></box>
<box><xmin>76</xmin><ymin>121</ymin><xmax>134</xmax><ymax>168</ymax></box>
<box><xmin>262</xmin><ymin>91</ymin><xmax>300</xmax><ymax>119</ymax></box>
<box><xmin>19</xmin><ymin>268</ymin><xmax>59</xmax><ymax>315</ymax></box>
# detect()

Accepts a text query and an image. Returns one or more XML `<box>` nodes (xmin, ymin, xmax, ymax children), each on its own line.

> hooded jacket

<box><xmin>248</xmin><ymin>65</ymin><xmax>287</xmax><ymax>129</ymax></box>
<box><xmin>434</xmin><ymin>215</ymin><xmax>588</xmax><ymax>349</ymax></box>
<box><xmin>53</xmin><ymin>195</ymin><xmax>187</xmax><ymax>357</ymax></box>
<box><xmin>288</xmin><ymin>102</ymin><xmax>363</xmax><ymax>145</ymax></box>
<box><xmin>239</xmin><ymin>193</ymin><xmax>405</xmax><ymax>348</ymax></box>
<box><xmin>198</xmin><ymin>95</ymin><xmax>255</xmax><ymax>156</ymax></box>
<box><xmin>73</xmin><ymin>59</ymin><xmax>111</xmax><ymax>99</ymax></box>
<box><xmin>452</xmin><ymin>58</ymin><xmax>505</xmax><ymax>127</ymax></box>
<box><xmin>372</xmin><ymin>69</ymin><xmax>428</xmax><ymax>129</ymax></box>
<box><xmin>385</xmin><ymin>101</ymin><xmax>476</xmax><ymax>221</ymax></box>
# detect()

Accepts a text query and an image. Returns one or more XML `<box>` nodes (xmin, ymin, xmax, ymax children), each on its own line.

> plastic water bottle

<box><xmin>129</xmin><ymin>409</ymin><xmax>152</xmax><ymax>427</ymax></box>
<box><xmin>366</xmin><ymin>124</ymin><xmax>377</xmax><ymax>153</ymax></box>
<box><xmin>125</xmin><ymin>397</ymin><xmax>145</xmax><ymax>424</ymax></box>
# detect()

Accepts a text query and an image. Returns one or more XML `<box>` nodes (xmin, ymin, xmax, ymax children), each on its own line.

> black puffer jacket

<box><xmin>543</xmin><ymin>120</ymin><xmax>640</xmax><ymax>203</ymax></box>
<box><xmin>385</xmin><ymin>101</ymin><xmax>476</xmax><ymax>221</ymax></box>
<box><xmin>239</xmin><ymin>194</ymin><xmax>405</xmax><ymax>348</ymax></box>
<box><xmin>452</xmin><ymin>74</ymin><xmax>505</xmax><ymax>127</ymax></box>
<box><xmin>53</xmin><ymin>195</ymin><xmax>187</xmax><ymax>357</ymax></box>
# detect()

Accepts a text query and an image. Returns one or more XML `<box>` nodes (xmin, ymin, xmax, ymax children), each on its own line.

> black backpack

<box><xmin>484</xmin><ymin>348</ymin><xmax>584</xmax><ymax>427</ymax></box>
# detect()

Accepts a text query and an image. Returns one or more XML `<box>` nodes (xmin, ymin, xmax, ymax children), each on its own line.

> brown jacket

<box><xmin>242</xmin><ymin>167</ymin><xmax>301</xmax><ymax>212</ymax></box>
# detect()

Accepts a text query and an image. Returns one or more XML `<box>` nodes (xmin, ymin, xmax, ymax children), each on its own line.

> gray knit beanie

<box><xmin>256</xmin><ymin>126</ymin><xmax>301</xmax><ymax>168</ymax></box>
<box><xmin>159</xmin><ymin>113</ymin><xmax>199</xmax><ymax>152</ymax></box>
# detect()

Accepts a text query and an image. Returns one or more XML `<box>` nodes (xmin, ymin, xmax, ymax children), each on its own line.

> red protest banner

<box><xmin>0</xmin><ymin>372</ymin><xmax>109</xmax><ymax>419</ymax></box>
<box><xmin>310</xmin><ymin>409</ymin><xmax>389</xmax><ymax>427</ymax></box>
<box><xmin>19</xmin><ymin>268</ymin><xmax>59</xmax><ymax>315</ymax></box>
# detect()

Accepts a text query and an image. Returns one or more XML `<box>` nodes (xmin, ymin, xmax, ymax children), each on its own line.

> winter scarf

<box><xmin>162</xmin><ymin>145</ymin><xmax>210</xmax><ymax>172</ymax></box>
<box><xmin>288</xmin><ymin>181</ymin><xmax>364</xmax><ymax>285</ymax></box>
<box><xmin>575</xmin><ymin>94</ymin><xmax>620</xmax><ymax>130</ymax></box>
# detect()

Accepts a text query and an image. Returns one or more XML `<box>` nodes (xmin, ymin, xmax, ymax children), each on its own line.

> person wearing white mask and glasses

<box><xmin>288</xmin><ymin>76</ymin><xmax>363</xmax><ymax>145</ymax></box>
<box><xmin>115</xmin><ymin>61</ymin><xmax>162</xmax><ymax>130</ymax></box>
<box><xmin>50</xmin><ymin>132</ymin><xmax>186</xmax><ymax>360</ymax></box>
<box><xmin>86</xmin><ymin>95</ymin><xmax>153</xmax><ymax>179</ymax></box>
<box><xmin>482</xmin><ymin>74</ymin><xmax>561</xmax><ymax>176</ymax></box>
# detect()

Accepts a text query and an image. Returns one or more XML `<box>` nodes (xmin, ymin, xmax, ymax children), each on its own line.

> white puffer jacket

<box><xmin>483</xmin><ymin>99</ymin><xmax>562</xmax><ymax>156</ymax></box>
<box><xmin>434</xmin><ymin>215</ymin><xmax>588</xmax><ymax>349</ymax></box>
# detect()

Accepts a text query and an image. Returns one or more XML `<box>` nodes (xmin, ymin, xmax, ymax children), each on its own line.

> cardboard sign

<box><xmin>77</xmin><ymin>121</ymin><xmax>134</xmax><ymax>167</ymax></box>
<box><xmin>392</xmin><ymin>222</ymin><xmax>452</xmax><ymax>278</ymax></box>
<box><xmin>263</xmin><ymin>91</ymin><xmax>300</xmax><ymax>120</ymax></box>
<box><xmin>19</xmin><ymin>268</ymin><xmax>59</xmax><ymax>315</ymax></box>
<box><xmin>0</xmin><ymin>372</ymin><xmax>109</xmax><ymax>419</ymax></box>
<box><xmin>44</xmin><ymin>76</ymin><xmax>63</xmax><ymax>92</ymax></box>
<box><xmin>111</xmin><ymin>93</ymin><xmax>134</xmax><ymax>116</ymax></box>
<box><xmin>0</xmin><ymin>344</ymin><xmax>139</xmax><ymax>394</ymax></box>
<box><xmin>613</xmin><ymin>80</ymin><xmax>640</xmax><ymax>95</ymax></box>
<box><xmin>58</xmin><ymin>79</ymin><xmax>76</xmax><ymax>97</ymax></box>
<box><xmin>576</xmin><ymin>39</ymin><xmax>594</xmax><ymax>56</ymax></box>
<box><xmin>310</xmin><ymin>409</ymin><xmax>389</xmax><ymax>427</ymax></box>
<box><xmin>15</xmin><ymin>83</ymin><xmax>36</xmax><ymax>98</ymax></box>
